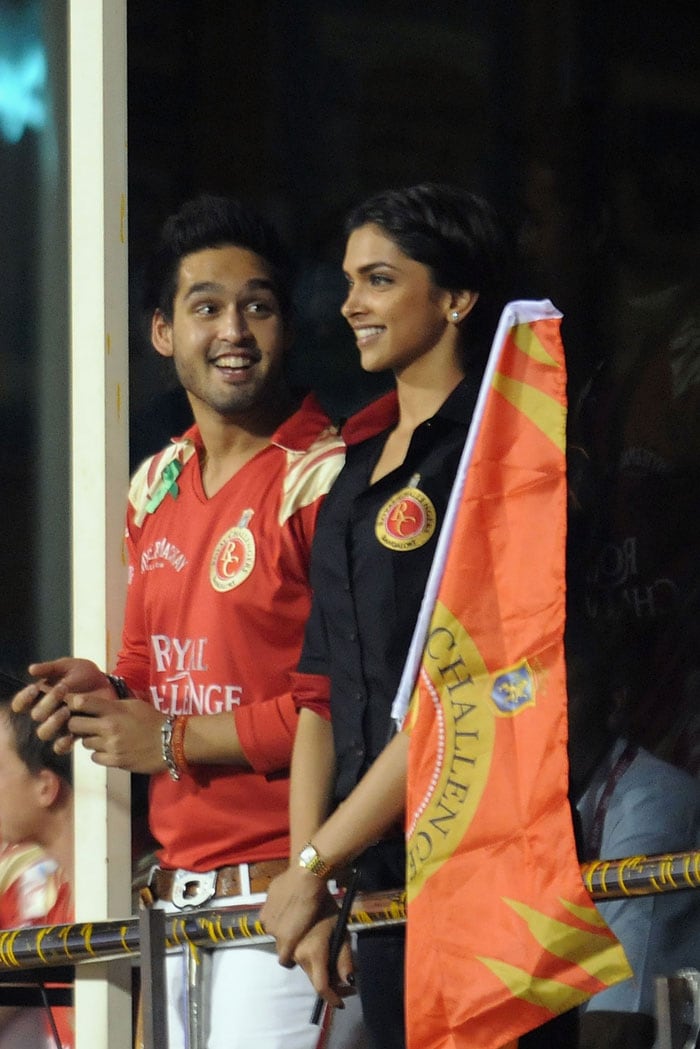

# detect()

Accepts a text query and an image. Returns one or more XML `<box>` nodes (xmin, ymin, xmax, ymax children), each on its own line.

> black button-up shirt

<box><xmin>299</xmin><ymin>376</ymin><xmax>479</xmax><ymax>804</ymax></box>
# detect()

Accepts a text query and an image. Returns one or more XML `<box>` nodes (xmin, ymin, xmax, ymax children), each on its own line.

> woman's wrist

<box><xmin>298</xmin><ymin>841</ymin><xmax>332</xmax><ymax>879</ymax></box>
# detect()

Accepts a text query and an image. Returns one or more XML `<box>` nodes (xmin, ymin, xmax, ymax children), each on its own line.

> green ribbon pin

<box><xmin>144</xmin><ymin>459</ymin><xmax>183</xmax><ymax>515</ymax></box>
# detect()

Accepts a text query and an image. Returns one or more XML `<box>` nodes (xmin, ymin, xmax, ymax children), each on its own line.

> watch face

<box><xmin>298</xmin><ymin>844</ymin><xmax>327</xmax><ymax>876</ymax></box>
<box><xmin>299</xmin><ymin>845</ymin><xmax>315</xmax><ymax>867</ymax></box>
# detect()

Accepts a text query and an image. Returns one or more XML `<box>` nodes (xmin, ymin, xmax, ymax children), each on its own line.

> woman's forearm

<box><xmin>310</xmin><ymin>730</ymin><xmax>408</xmax><ymax>872</ymax></box>
<box><xmin>289</xmin><ymin>708</ymin><xmax>337</xmax><ymax>856</ymax></box>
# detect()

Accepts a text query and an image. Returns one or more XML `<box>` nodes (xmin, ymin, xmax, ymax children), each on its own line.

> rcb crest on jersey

<box><xmin>375</xmin><ymin>486</ymin><xmax>436</xmax><ymax>551</ymax></box>
<box><xmin>210</xmin><ymin>511</ymin><xmax>256</xmax><ymax>591</ymax></box>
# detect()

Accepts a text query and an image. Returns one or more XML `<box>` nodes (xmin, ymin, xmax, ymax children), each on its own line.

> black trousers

<box><xmin>355</xmin><ymin>839</ymin><xmax>406</xmax><ymax>1049</ymax></box>
<box><xmin>356</xmin><ymin>926</ymin><xmax>406</xmax><ymax>1049</ymax></box>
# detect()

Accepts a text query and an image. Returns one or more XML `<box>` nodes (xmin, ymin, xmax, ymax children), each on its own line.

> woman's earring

<box><xmin>451</xmin><ymin>311</ymin><xmax>460</xmax><ymax>322</ymax></box>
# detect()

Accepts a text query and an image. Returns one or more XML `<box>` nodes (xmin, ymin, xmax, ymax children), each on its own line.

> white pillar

<box><xmin>70</xmin><ymin>1</ymin><xmax>132</xmax><ymax>1047</ymax></box>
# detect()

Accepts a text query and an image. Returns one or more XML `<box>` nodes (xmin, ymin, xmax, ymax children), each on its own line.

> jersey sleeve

<box><xmin>234</xmin><ymin>448</ymin><xmax>339</xmax><ymax>769</ymax></box>
<box><xmin>233</xmin><ymin>688</ymin><xmax>299</xmax><ymax>773</ymax></box>
<box><xmin>235</xmin><ymin>669</ymin><xmax>331</xmax><ymax>773</ymax></box>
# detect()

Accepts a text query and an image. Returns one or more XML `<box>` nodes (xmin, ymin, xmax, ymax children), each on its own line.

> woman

<box><xmin>262</xmin><ymin>183</ymin><xmax>509</xmax><ymax>1049</ymax></box>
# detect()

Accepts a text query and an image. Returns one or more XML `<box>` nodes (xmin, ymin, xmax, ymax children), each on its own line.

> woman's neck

<box><xmin>369</xmin><ymin>367</ymin><xmax>465</xmax><ymax>485</ymax></box>
<box><xmin>393</xmin><ymin>364</ymin><xmax>465</xmax><ymax>434</ymax></box>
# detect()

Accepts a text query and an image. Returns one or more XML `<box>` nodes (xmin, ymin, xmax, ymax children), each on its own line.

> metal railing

<box><xmin>1</xmin><ymin>850</ymin><xmax>698</xmax><ymax>1048</ymax></box>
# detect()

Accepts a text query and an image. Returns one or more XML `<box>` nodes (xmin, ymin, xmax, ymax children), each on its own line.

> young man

<box><xmin>0</xmin><ymin>672</ymin><xmax>73</xmax><ymax>1049</ymax></box>
<box><xmin>13</xmin><ymin>196</ymin><xmax>366</xmax><ymax>1049</ymax></box>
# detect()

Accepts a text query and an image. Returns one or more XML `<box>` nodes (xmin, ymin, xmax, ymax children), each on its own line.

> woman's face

<box><xmin>341</xmin><ymin>223</ymin><xmax>454</xmax><ymax>375</ymax></box>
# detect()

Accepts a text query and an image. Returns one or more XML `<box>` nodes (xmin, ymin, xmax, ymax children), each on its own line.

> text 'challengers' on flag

<box><xmin>395</xmin><ymin>300</ymin><xmax>631</xmax><ymax>1049</ymax></box>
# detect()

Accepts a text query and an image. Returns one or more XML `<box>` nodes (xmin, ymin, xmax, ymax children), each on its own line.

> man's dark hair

<box><xmin>345</xmin><ymin>182</ymin><xmax>510</xmax><ymax>364</ymax></box>
<box><xmin>0</xmin><ymin>672</ymin><xmax>72</xmax><ymax>787</ymax></box>
<box><xmin>143</xmin><ymin>194</ymin><xmax>294</xmax><ymax>322</ymax></box>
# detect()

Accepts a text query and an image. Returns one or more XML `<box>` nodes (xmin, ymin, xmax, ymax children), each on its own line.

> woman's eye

<box><xmin>369</xmin><ymin>273</ymin><xmax>391</xmax><ymax>287</ymax></box>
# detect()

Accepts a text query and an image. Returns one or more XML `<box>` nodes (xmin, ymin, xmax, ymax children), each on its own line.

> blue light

<box><xmin>0</xmin><ymin>5</ymin><xmax>48</xmax><ymax>145</ymax></box>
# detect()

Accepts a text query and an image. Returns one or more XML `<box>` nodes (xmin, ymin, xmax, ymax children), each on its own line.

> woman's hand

<box><xmin>262</xmin><ymin>867</ymin><xmax>355</xmax><ymax>1007</ymax></box>
<box><xmin>262</xmin><ymin>865</ymin><xmax>331</xmax><ymax>964</ymax></box>
<box><xmin>293</xmin><ymin>913</ymin><xmax>354</xmax><ymax>1009</ymax></box>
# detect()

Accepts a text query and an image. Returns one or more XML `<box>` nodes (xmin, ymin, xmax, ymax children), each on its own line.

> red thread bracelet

<box><xmin>171</xmin><ymin>715</ymin><xmax>191</xmax><ymax>776</ymax></box>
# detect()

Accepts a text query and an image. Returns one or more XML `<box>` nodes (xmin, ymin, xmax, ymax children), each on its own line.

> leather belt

<box><xmin>150</xmin><ymin>859</ymin><xmax>288</xmax><ymax>909</ymax></box>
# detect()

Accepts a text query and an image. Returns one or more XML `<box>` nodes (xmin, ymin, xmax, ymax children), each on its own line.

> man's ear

<box><xmin>151</xmin><ymin>310</ymin><xmax>174</xmax><ymax>358</ymax></box>
<box><xmin>35</xmin><ymin>769</ymin><xmax>62</xmax><ymax>809</ymax></box>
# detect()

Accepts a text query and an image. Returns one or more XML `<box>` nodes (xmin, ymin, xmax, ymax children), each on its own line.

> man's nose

<box><xmin>219</xmin><ymin>305</ymin><xmax>249</xmax><ymax>340</ymax></box>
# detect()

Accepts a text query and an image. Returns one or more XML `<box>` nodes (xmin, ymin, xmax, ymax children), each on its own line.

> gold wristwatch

<box><xmin>298</xmin><ymin>842</ymin><xmax>331</xmax><ymax>878</ymax></box>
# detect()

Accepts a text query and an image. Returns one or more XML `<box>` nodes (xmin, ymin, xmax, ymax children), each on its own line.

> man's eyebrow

<box><xmin>243</xmin><ymin>278</ymin><xmax>278</xmax><ymax>295</ymax></box>
<box><xmin>183</xmin><ymin>278</ymin><xmax>278</xmax><ymax>299</ymax></box>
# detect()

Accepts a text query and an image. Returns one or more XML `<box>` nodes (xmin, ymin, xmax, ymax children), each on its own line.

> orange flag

<box><xmin>393</xmin><ymin>301</ymin><xmax>631</xmax><ymax>1049</ymax></box>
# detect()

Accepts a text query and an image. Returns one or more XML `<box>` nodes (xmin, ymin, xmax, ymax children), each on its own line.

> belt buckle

<box><xmin>170</xmin><ymin>868</ymin><xmax>217</xmax><ymax>910</ymax></box>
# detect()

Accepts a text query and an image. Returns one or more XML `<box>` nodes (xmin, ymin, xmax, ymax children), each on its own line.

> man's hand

<box><xmin>12</xmin><ymin>658</ymin><xmax>115</xmax><ymax>753</ymax></box>
<box><xmin>261</xmin><ymin>866</ymin><xmax>355</xmax><ymax>1005</ymax></box>
<box><xmin>67</xmin><ymin>695</ymin><xmax>166</xmax><ymax>774</ymax></box>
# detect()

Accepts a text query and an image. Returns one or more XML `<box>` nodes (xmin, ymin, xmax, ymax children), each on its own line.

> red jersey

<box><xmin>115</xmin><ymin>395</ymin><xmax>345</xmax><ymax>871</ymax></box>
<box><xmin>0</xmin><ymin>843</ymin><xmax>73</xmax><ymax>1049</ymax></box>
<box><xmin>0</xmin><ymin>842</ymin><xmax>72</xmax><ymax>928</ymax></box>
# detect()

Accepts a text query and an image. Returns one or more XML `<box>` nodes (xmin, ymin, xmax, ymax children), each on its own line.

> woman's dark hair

<box><xmin>0</xmin><ymin>672</ymin><xmax>72</xmax><ymax>787</ymax></box>
<box><xmin>345</xmin><ymin>182</ymin><xmax>510</xmax><ymax>363</ymax></box>
<box><xmin>143</xmin><ymin>194</ymin><xmax>294</xmax><ymax>323</ymax></box>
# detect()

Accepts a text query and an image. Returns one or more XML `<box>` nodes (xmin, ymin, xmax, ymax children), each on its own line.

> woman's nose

<box><xmin>341</xmin><ymin>285</ymin><xmax>362</xmax><ymax>317</ymax></box>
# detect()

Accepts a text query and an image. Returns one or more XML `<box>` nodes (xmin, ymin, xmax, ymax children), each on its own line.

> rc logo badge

<box><xmin>375</xmin><ymin>486</ymin><xmax>436</xmax><ymax>551</ymax></box>
<box><xmin>491</xmin><ymin>661</ymin><xmax>536</xmax><ymax>715</ymax></box>
<box><xmin>210</xmin><ymin>510</ymin><xmax>256</xmax><ymax>592</ymax></box>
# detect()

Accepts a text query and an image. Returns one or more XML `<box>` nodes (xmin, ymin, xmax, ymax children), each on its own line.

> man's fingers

<box><xmin>67</xmin><ymin>713</ymin><xmax>102</xmax><ymax>737</ymax></box>
<box><xmin>26</xmin><ymin>685</ymin><xmax>68</xmax><ymax>724</ymax></box>
<box><xmin>35</xmin><ymin>704</ymin><xmax>72</xmax><ymax>740</ymax></box>
<box><xmin>67</xmin><ymin>692</ymin><xmax>110</xmax><ymax>716</ymax></box>
<box><xmin>11</xmin><ymin>683</ymin><xmax>44</xmax><ymax>714</ymax></box>
<box><xmin>27</xmin><ymin>660</ymin><xmax>66</xmax><ymax>679</ymax></box>
<box><xmin>53</xmin><ymin>733</ymin><xmax>76</xmax><ymax>756</ymax></box>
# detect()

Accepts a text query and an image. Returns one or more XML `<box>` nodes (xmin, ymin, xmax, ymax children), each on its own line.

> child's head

<box><xmin>0</xmin><ymin>672</ymin><xmax>72</xmax><ymax>847</ymax></box>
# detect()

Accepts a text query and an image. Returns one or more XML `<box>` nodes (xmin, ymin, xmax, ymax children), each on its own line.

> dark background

<box><xmin>125</xmin><ymin>0</ymin><xmax>700</xmax><ymax>780</ymax></box>
<box><xmin>1</xmin><ymin>0</ymin><xmax>699</xmax><ymax>778</ymax></box>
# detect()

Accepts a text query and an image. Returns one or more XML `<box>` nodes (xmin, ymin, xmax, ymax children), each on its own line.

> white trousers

<box><xmin>156</xmin><ymin>896</ymin><xmax>368</xmax><ymax>1049</ymax></box>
